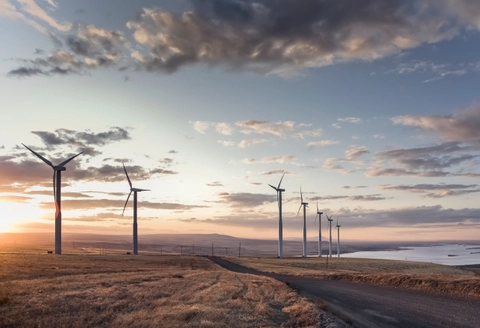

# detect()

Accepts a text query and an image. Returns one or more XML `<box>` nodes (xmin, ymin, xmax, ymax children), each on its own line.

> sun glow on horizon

<box><xmin>0</xmin><ymin>202</ymin><xmax>44</xmax><ymax>233</ymax></box>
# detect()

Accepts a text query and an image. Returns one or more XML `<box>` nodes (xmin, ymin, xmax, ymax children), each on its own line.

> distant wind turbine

<box><xmin>336</xmin><ymin>218</ymin><xmax>341</xmax><ymax>258</ymax></box>
<box><xmin>326</xmin><ymin>214</ymin><xmax>334</xmax><ymax>257</ymax></box>
<box><xmin>268</xmin><ymin>173</ymin><xmax>285</xmax><ymax>258</ymax></box>
<box><xmin>22</xmin><ymin>144</ymin><xmax>83</xmax><ymax>254</ymax></box>
<box><xmin>296</xmin><ymin>187</ymin><xmax>308</xmax><ymax>257</ymax></box>
<box><xmin>315</xmin><ymin>202</ymin><xmax>323</xmax><ymax>257</ymax></box>
<box><xmin>122</xmin><ymin>163</ymin><xmax>150</xmax><ymax>255</ymax></box>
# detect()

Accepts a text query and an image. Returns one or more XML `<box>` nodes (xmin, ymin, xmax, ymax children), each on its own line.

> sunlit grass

<box><xmin>228</xmin><ymin>256</ymin><xmax>480</xmax><ymax>299</ymax></box>
<box><xmin>0</xmin><ymin>254</ymin><xmax>326</xmax><ymax>327</ymax></box>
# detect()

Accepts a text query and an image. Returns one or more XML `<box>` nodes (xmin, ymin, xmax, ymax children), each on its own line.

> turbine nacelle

<box><xmin>131</xmin><ymin>188</ymin><xmax>150</xmax><ymax>192</ymax></box>
<box><xmin>122</xmin><ymin>163</ymin><xmax>150</xmax><ymax>216</ymax></box>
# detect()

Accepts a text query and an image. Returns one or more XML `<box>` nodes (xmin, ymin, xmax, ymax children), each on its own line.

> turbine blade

<box><xmin>268</xmin><ymin>184</ymin><xmax>277</xmax><ymax>191</ymax></box>
<box><xmin>137</xmin><ymin>188</ymin><xmax>150</xmax><ymax>192</ymax></box>
<box><xmin>122</xmin><ymin>191</ymin><xmax>132</xmax><ymax>216</ymax></box>
<box><xmin>300</xmin><ymin>187</ymin><xmax>303</xmax><ymax>203</ymax></box>
<box><xmin>22</xmin><ymin>143</ymin><xmax>53</xmax><ymax>167</ymax></box>
<box><xmin>123</xmin><ymin>163</ymin><xmax>132</xmax><ymax>189</ymax></box>
<box><xmin>316</xmin><ymin>201</ymin><xmax>319</xmax><ymax>212</ymax></box>
<box><xmin>315</xmin><ymin>213</ymin><xmax>318</xmax><ymax>224</ymax></box>
<box><xmin>277</xmin><ymin>173</ymin><xmax>285</xmax><ymax>189</ymax></box>
<box><xmin>296</xmin><ymin>204</ymin><xmax>302</xmax><ymax>219</ymax></box>
<box><xmin>57</xmin><ymin>151</ymin><xmax>83</xmax><ymax>168</ymax></box>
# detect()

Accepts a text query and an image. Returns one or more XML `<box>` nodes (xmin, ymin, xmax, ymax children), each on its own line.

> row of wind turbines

<box><xmin>269</xmin><ymin>174</ymin><xmax>342</xmax><ymax>258</ymax></box>
<box><xmin>23</xmin><ymin>143</ymin><xmax>342</xmax><ymax>258</ymax></box>
<box><xmin>23</xmin><ymin>144</ymin><xmax>148</xmax><ymax>255</ymax></box>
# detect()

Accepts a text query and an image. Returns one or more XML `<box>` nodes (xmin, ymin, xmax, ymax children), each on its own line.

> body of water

<box><xmin>343</xmin><ymin>244</ymin><xmax>480</xmax><ymax>266</ymax></box>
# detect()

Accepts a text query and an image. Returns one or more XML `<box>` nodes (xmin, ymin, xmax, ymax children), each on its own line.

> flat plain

<box><xmin>0</xmin><ymin>254</ymin><xmax>339</xmax><ymax>328</ymax></box>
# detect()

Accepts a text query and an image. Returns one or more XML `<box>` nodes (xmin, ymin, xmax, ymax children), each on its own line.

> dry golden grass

<box><xmin>0</xmin><ymin>254</ymin><xmax>327</xmax><ymax>328</ymax></box>
<box><xmin>228</xmin><ymin>257</ymin><xmax>480</xmax><ymax>299</ymax></box>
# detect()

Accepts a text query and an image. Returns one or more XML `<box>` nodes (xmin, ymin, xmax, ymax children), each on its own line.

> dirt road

<box><xmin>208</xmin><ymin>256</ymin><xmax>480</xmax><ymax>328</ymax></box>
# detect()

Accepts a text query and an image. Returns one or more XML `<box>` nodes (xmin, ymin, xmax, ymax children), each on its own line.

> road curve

<box><xmin>207</xmin><ymin>256</ymin><xmax>480</xmax><ymax>328</ymax></box>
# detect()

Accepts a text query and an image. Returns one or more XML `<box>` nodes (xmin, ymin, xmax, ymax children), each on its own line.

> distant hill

<box><xmin>1</xmin><ymin>232</ymin><xmax>478</xmax><ymax>257</ymax></box>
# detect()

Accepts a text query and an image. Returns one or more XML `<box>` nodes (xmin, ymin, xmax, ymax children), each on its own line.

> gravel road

<box><xmin>208</xmin><ymin>256</ymin><xmax>480</xmax><ymax>328</ymax></box>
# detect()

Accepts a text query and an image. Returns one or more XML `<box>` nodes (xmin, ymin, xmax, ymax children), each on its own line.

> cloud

<box><xmin>8</xmin><ymin>25</ymin><xmax>128</xmax><ymax>76</ymax></box>
<box><xmin>17</xmin><ymin>0</ymin><xmax>71</xmax><ymax>31</ymax></box>
<box><xmin>0</xmin><ymin>153</ymin><xmax>176</xmax><ymax>187</ymax></box>
<box><xmin>0</xmin><ymin>195</ymin><xmax>32</xmax><ymax>203</ymax></box>
<box><xmin>338</xmin><ymin>117</ymin><xmax>362</xmax><ymax>124</ymax></box>
<box><xmin>340</xmin><ymin>185</ymin><xmax>368</xmax><ymax>189</ymax></box>
<box><xmin>386</xmin><ymin>60</ymin><xmax>469</xmax><ymax>82</ymax></box>
<box><xmin>310</xmin><ymin>194</ymin><xmax>386</xmax><ymax>202</ymax></box>
<box><xmin>40</xmin><ymin>199</ymin><xmax>207</xmax><ymax>211</ymax></box>
<box><xmin>261</xmin><ymin>170</ymin><xmax>289</xmax><ymax>176</ymax></box>
<box><xmin>337</xmin><ymin>205</ymin><xmax>480</xmax><ymax>228</ymax></box>
<box><xmin>215</xmin><ymin>122</ymin><xmax>234</xmax><ymax>135</ymax></box>
<box><xmin>9</xmin><ymin>1</ymin><xmax>480</xmax><ymax>78</ymax></box>
<box><xmin>168</xmin><ymin>150</ymin><xmax>178</xmax><ymax>154</ymax></box>
<box><xmin>236</xmin><ymin>120</ymin><xmax>295</xmax><ymax>137</ymax></box>
<box><xmin>31</xmin><ymin>127</ymin><xmax>130</xmax><ymax>149</ymax></box>
<box><xmin>218</xmin><ymin>140</ymin><xmax>235</xmax><ymax>147</ymax></box>
<box><xmin>123</xmin><ymin>1</ymin><xmax>480</xmax><ymax>75</ymax></box>
<box><xmin>345</xmin><ymin>145</ymin><xmax>370</xmax><ymax>161</ymax></box>
<box><xmin>322</xmin><ymin>145</ymin><xmax>370</xmax><ymax>173</ymax></box>
<box><xmin>216</xmin><ymin>192</ymin><xmax>276</xmax><ymax>208</ymax></box>
<box><xmin>380</xmin><ymin>183</ymin><xmax>480</xmax><ymax>198</ymax></box>
<box><xmin>366</xmin><ymin>142</ymin><xmax>478</xmax><ymax>177</ymax></box>
<box><xmin>24</xmin><ymin>190</ymin><xmax>91</xmax><ymax>198</ymax></box>
<box><xmin>206</xmin><ymin>181</ymin><xmax>224</xmax><ymax>187</ymax></box>
<box><xmin>307</xmin><ymin>140</ymin><xmax>339</xmax><ymax>148</ymax></box>
<box><xmin>392</xmin><ymin>106</ymin><xmax>480</xmax><ymax>144</ymax></box>
<box><xmin>238</xmin><ymin>139</ymin><xmax>268</xmax><ymax>148</ymax></box>
<box><xmin>261</xmin><ymin>155</ymin><xmax>295</xmax><ymax>164</ymax></box>
<box><xmin>323</xmin><ymin>158</ymin><xmax>350</xmax><ymax>174</ymax></box>
<box><xmin>191</xmin><ymin>121</ymin><xmax>233</xmax><ymax>135</ymax></box>
<box><xmin>241</xmin><ymin>155</ymin><xmax>295</xmax><ymax>164</ymax></box>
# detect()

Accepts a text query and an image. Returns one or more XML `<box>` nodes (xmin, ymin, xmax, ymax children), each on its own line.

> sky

<box><xmin>1</xmin><ymin>0</ymin><xmax>480</xmax><ymax>242</ymax></box>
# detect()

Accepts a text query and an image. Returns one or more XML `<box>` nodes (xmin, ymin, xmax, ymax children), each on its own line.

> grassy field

<box><xmin>0</xmin><ymin>254</ymin><xmax>337</xmax><ymax>328</ymax></box>
<box><xmin>228</xmin><ymin>256</ymin><xmax>480</xmax><ymax>299</ymax></box>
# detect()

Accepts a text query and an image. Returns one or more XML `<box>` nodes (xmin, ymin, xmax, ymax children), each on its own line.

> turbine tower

<box><xmin>327</xmin><ymin>214</ymin><xmax>333</xmax><ymax>257</ymax></box>
<box><xmin>296</xmin><ymin>188</ymin><xmax>308</xmax><ymax>257</ymax></box>
<box><xmin>315</xmin><ymin>202</ymin><xmax>323</xmax><ymax>257</ymax></box>
<box><xmin>268</xmin><ymin>173</ymin><xmax>285</xmax><ymax>258</ymax></box>
<box><xmin>336</xmin><ymin>218</ymin><xmax>341</xmax><ymax>258</ymax></box>
<box><xmin>122</xmin><ymin>163</ymin><xmax>150</xmax><ymax>255</ymax></box>
<box><xmin>22</xmin><ymin>144</ymin><xmax>83</xmax><ymax>255</ymax></box>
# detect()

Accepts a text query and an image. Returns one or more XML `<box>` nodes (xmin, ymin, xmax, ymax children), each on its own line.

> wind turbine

<box><xmin>326</xmin><ymin>214</ymin><xmax>334</xmax><ymax>257</ymax></box>
<box><xmin>296</xmin><ymin>187</ymin><xmax>308</xmax><ymax>257</ymax></box>
<box><xmin>122</xmin><ymin>163</ymin><xmax>150</xmax><ymax>255</ymax></box>
<box><xmin>336</xmin><ymin>218</ymin><xmax>341</xmax><ymax>258</ymax></box>
<box><xmin>22</xmin><ymin>144</ymin><xmax>83</xmax><ymax>255</ymax></box>
<box><xmin>315</xmin><ymin>202</ymin><xmax>323</xmax><ymax>257</ymax></box>
<box><xmin>268</xmin><ymin>173</ymin><xmax>285</xmax><ymax>258</ymax></box>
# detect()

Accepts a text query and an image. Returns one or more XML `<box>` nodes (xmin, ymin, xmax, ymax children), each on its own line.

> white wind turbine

<box><xmin>296</xmin><ymin>187</ymin><xmax>308</xmax><ymax>257</ymax></box>
<box><xmin>315</xmin><ymin>202</ymin><xmax>323</xmax><ymax>257</ymax></box>
<box><xmin>268</xmin><ymin>173</ymin><xmax>285</xmax><ymax>258</ymax></box>
<box><xmin>22</xmin><ymin>144</ymin><xmax>83</xmax><ymax>255</ymax></box>
<box><xmin>326</xmin><ymin>214</ymin><xmax>334</xmax><ymax>257</ymax></box>
<box><xmin>122</xmin><ymin>163</ymin><xmax>150</xmax><ymax>255</ymax></box>
<box><xmin>336</xmin><ymin>218</ymin><xmax>341</xmax><ymax>257</ymax></box>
